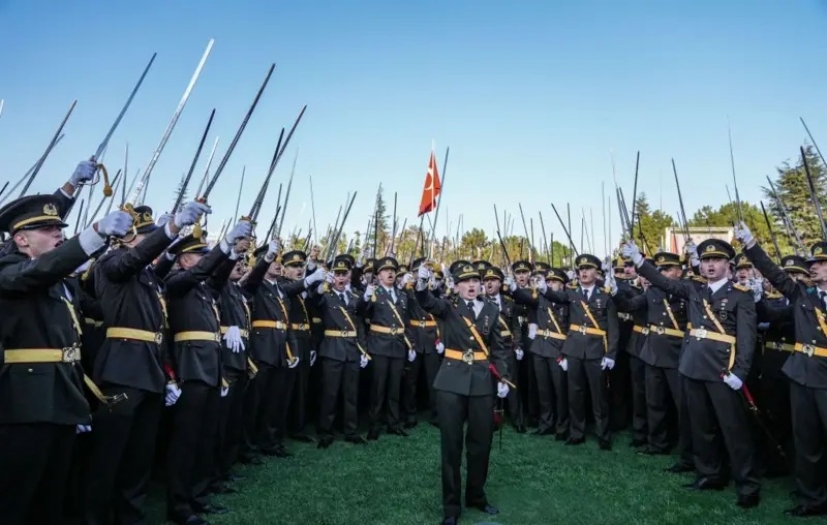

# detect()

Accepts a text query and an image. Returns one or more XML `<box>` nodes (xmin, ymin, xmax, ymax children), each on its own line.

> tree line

<box><xmin>297</xmin><ymin>145</ymin><xmax>825</xmax><ymax>265</ymax></box>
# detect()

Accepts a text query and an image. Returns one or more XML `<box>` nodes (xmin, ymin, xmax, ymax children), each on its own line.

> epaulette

<box><xmin>764</xmin><ymin>292</ymin><xmax>783</xmax><ymax>300</ymax></box>
<box><xmin>689</xmin><ymin>275</ymin><xmax>707</xmax><ymax>284</ymax></box>
<box><xmin>733</xmin><ymin>283</ymin><xmax>749</xmax><ymax>293</ymax></box>
<box><xmin>567</xmin><ymin>282</ymin><xmax>578</xmax><ymax>290</ymax></box>
<box><xmin>602</xmin><ymin>286</ymin><xmax>611</xmax><ymax>294</ymax></box>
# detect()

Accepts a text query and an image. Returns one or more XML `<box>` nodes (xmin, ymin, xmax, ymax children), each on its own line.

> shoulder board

<box><xmin>567</xmin><ymin>282</ymin><xmax>578</xmax><ymax>289</ymax></box>
<box><xmin>764</xmin><ymin>292</ymin><xmax>782</xmax><ymax>300</ymax></box>
<box><xmin>733</xmin><ymin>283</ymin><xmax>749</xmax><ymax>292</ymax></box>
<box><xmin>690</xmin><ymin>275</ymin><xmax>707</xmax><ymax>283</ymax></box>
<box><xmin>601</xmin><ymin>286</ymin><xmax>611</xmax><ymax>294</ymax></box>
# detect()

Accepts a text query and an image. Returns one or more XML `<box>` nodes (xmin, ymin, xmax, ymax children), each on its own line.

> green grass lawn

<box><xmin>146</xmin><ymin>424</ymin><xmax>804</xmax><ymax>525</ymax></box>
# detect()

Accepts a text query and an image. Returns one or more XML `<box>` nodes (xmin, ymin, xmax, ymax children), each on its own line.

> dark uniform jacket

<box><xmin>637</xmin><ymin>260</ymin><xmax>756</xmax><ymax>382</ymax></box>
<box><xmin>403</xmin><ymin>285</ymin><xmax>440</xmax><ymax>354</ymax></box>
<box><xmin>308</xmin><ymin>284</ymin><xmax>367</xmax><ymax>362</ymax></box>
<box><xmin>511</xmin><ymin>287</ymin><xmax>569</xmax><ymax>360</ymax></box>
<box><xmin>165</xmin><ymin>245</ymin><xmax>229</xmax><ymax>387</ymax></box>
<box><xmin>615</xmin><ymin>283</ymin><xmax>687</xmax><ymax>369</ymax></box>
<box><xmin>278</xmin><ymin>276</ymin><xmax>313</xmax><ymax>359</ymax></box>
<box><xmin>93</xmin><ymin>226</ymin><xmax>174</xmax><ymax>393</ymax></box>
<box><xmin>209</xmin><ymin>258</ymin><xmax>250</xmax><ymax>375</ymax></box>
<box><xmin>746</xmin><ymin>244</ymin><xmax>827</xmax><ymax>388</ymax></box>
<box><xmin>755</xmin><ymin>295</ymin><xmax>794</xmax><ymax>380</ymax></box>
<box><xmin>543</xmin><ymin>284</ymin><xmax>620</xmax><ymax>361</ymax></box>
<box><xmin>0</xmin><ymin>236</ymin><xmax>97</xmax><ymax>424</ymax></box>
<box><xmin>415</xmin><ymin>291</ymin><xmax>509</xmax><ymax>397</ymax></box>
<box><xmin>359</xmin><ymin>284</ymin><xmax>412</xmax><ymax>358</ymax></box>
<box><xmin>243</xmin><ymin>258</ymin><xmax>306</xmax><ymax>368</ymax></box>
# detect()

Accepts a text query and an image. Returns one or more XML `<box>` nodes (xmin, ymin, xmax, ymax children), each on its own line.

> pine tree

<box><xmin>763</xmin><ymin>144</ymin><xmax>827</xmax><ymax>249</ymax></box>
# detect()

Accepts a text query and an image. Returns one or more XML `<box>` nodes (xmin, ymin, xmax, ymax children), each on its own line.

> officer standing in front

<box><xmin>414</xmin><ymin>262</ymin><xmax>510</xmax><ymax>525</ymax></box>
<box><xmin>622</xmin><ymin>238</ymin><xmax>760</xmax><ymax>509</ymax></box>
<box><xmin>0</xmin><ymin>194</ymin><xmax>132</xmax><ymax>525</ymax></box>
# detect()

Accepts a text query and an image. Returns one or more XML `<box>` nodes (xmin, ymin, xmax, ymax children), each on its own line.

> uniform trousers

<box><xmin>82</xmin><ymin>386</ymin><xmax>163</xmax><ymax>525</ymax></box>
<box><xmin>683</xmin><ymin>376</ymin><xmax>760</xmax><ymax>497</ymax></box>
<box><xmin>437</xmin><ymin>390</ymin><xmax>494</xmax><ymax>519</ymax></box>
<box><xmin>568</xmin><ymin>356</ymin><xmax>610</xmax><ymax>441</ymax></box>
<box><xmin>0</xmin><ymin>423</ymin><xmax>76</xmax><ymax>525</ymax></box>
<box><xmin>318</xmin><ymin>357</ymin><xmax>361</xmax><ymax>436</ymax></box>
<box><xmin>533</xmin><ymin>353</ymin><xmax>569</xmax><ymax>435</ymax></box>
<box><xmin>166</xmin><ymin>381</ymin><xmax>220</xmax><ymax>521</ymax></box>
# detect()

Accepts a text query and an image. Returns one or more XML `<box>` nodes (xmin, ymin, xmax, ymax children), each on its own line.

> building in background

<box><xmin>662</xmin><ymin>226</ymin><xmax>733</xmax><ymax>255</ymax></box>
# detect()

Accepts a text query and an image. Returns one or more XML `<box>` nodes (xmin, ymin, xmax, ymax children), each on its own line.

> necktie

<box><xmin>339</xmin><ymin>292</ymin><xmax>347</xmax><ymax>305</ymax></box>
<box><xmin>583</xmin><ymin>288</ymin><xmax>589</xmax><ymax>301</ymax></box>
<box><xmin>466</xmin><ymin>300</ymin><xmax>476</xmax><ymax>317</ymax></box>
<box><xmin>819</xmin><ymin>291</ymin><xmax>826</xmax><ymax>310</ymax></box>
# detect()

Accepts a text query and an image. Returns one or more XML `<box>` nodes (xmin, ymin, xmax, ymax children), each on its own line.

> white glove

<box><xmin>402</xmin><ymin>273</ymin><xmax>415</xmax><ymax>287</ymax></box>
<box><xmin>165</xmin><ymin>383</ymin><xmax>182</xmax><ymax>406</ymax></box>
<box><xmin>75</xmin><ymin>260</ymin><xmax>92</xmax><ymax>274</ymax></box>
<box><xmin>220</xmin><ymin>385</ymin><xmax>229</xmax><ymax>397</ymax></box>
<box><xmin>528</xmin><ymin>323</ymin><xmax>537</xmax><ymax>340</ymax></box>
<box><xmin>305</xmin><ymin>268</ymin><xmax>327</xmax><ymax>286</ymax></box>
<box><xmin>685</xmin><ymin>241</ymin><xmax>700</xmax><ymax>266</ymax></box>
<box><xmin>536</xmin><ymin>278</ymin><xmax>548</xmax><ymax>293</ymax></box>
<box><xmin>733</xmin><ymin>221</ymin><xmax>754</xmax><ymax>247</ymax></box>
<box><xmin>156</xmin><ymin>212</ymin><xmax>173</xmax><ymax>227</ymax></box>
<box><xmin>70</xmin><ymin>160</ymin><xmax>97</xmax><ymax>186</ymax></box>
<box><xmin>363</xmin><ymin>284</ymin><xmax>376</xmax><ymax>302</ymax></box>
<box><xmin>601</xmin><ymin>357</ymin><xmax>616</xmax><ymax>370</ymax></box>
<box><xmin>723</xmin><ymin>372</ymin><xmax>743</xmax><ymax>390</ymax></box>
<box><xmin>76</xmin><ymin>424</ymin><xmax>92</xmax><ymax>434</ymax></box>
<box><xmin>417</xmin><ymin>265</ymin><xmax>430</xmax><ymax>281</ymax></box>
<box><xmin>407</xmin><ymin>349</ymin><xmax>416</xmax><ymax>362</ymax></box>
<box><xmin>605</xmin><ymin>271</ymin><xmax>618</xmax><ymax>296</ymax></box>
<box><xmin>497</xmin><ymin>382</ymin><xmax>509</xmax><ymax>399</ymax></box>
<box><xmin>504</xmin><ymin>275</ymin><xmax>516</xmax><ymax>292</ymax></box>
<box><xmin>223</xmin><ymin>325</ymin><xmax>245</xmax><ymax>354</ymax></box>
<box><xmin>288</xmin><ymin>356</ymin><xmax>300</xmax><ymax>369</ymax></box>
<box><xmin>325</xmin><ymin>271</ymin><xmax>335</xmax><ymax>284</ymax></box>
<box><xmin>621</xmin><ymin>241</ymin><xmax>644</xmax><ymax>266</ymax></box>
<box><xmin>96</xmin><ymin>210</ymin><xmax>133</xmax><ymax>237</ymax></box>
<box><xmin>435</xmin><ymin>340</ymin><xmax>445</xmax><ymax>354</ymax></box>
<box><xmin>359</xmin><ymin>354</ymin><xmax>369</xmax><ymax>368</ymax></box>
<box><xmin>310</xmin><ymin>350</ymin><xmax>317</xmax><ymax>366</ymax></box>
<box><xmin>224</xmin><ymin>220</ymin><xmax>252</xmax><ymax>244</ymax></box>
<box><xmin>566</xmin><ymin>270</ymin><xmax>576</xmax><ymax>281</ymax></box>
<box><xmin>174</xmin><ymin>201</ymin><xmax>211</xmax><ymax>228</ymax></box>
<box><xmin>264</xmin><ymin>239</ymin><xmax>281</xmax><ymax>263</ymax></box>
<box><xmin>558</xmin><ymin>357</ymin><xmax>568</xmax><ymax>371</ymax></box>
<box><xmin>749</xmin><ymin>277</ymin><xmax>763</xmax><ymax>303</ymax></box>
<box><xmin>515</xmin><ymin>348</ymin><xmax>524</xmax><ymax>361</ymax></box>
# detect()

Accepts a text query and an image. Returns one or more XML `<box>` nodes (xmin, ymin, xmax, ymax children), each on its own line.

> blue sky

<box><xmin>1</xmin><ymin>0</ymin><xmax>826</xmax><ymax>255</ymax></box>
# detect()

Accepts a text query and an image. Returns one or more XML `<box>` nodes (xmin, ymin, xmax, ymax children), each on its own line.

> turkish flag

<box><xmin>418</xmin><ymin>150</ymin><xmax>441</xmax><ymax>216</ymax></box>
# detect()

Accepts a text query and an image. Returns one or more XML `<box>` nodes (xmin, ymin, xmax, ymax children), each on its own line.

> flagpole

<box><xmin>428</xmin><ymin>146</ymin><xmax>449</xmax><ymax>259</ymax></box>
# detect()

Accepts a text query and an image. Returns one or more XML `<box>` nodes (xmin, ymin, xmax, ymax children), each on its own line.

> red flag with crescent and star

<box><xmin>418</xmin><ymin>150</ymin><xmax>441</xmax><ymax>216</ymax></box>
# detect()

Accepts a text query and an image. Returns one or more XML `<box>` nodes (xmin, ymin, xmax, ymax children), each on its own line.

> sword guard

<box><xmin>104</xmin><ymin>392</ymin><xmax>128</xmax><ymax>406</ymax></box>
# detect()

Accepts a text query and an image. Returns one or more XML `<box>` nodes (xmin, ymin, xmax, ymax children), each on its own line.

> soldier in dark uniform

<box><xmin>359</xmin><ymin>256</ymin><xmax>413</xmax><ymax>440</ymax></box>
<box><xmin>541</xmin><ymin>254</ymin><xmax>620</xmax><ymax>450</ymax></box>
<box><xmin>280</xmin><ymin>250</ymin><xmax>316</xmax><ymax>443</ymax></box>
<box><xmin>0</xmin><ymin>194</ymin><xmax>131</xmax><ymax>525</ymax></box>
<box><xmin>753</xmin><ymin>254</ymin><xmax>806</xmax><ymax>477</ymax></box>
<box><xmin>209</xmin><ymin>238</ymin><xmax>253</xmax><ymax>494</ymax></box>
<box><xmin>82</xmin><ymin>202</ymin><xmax>206</xmax><ymax>524</ymax></box>
<box><xmin>241</xmin><ymin>239</ymin><xmax>325</xmax><ymax>460</ymax></box>
<box><xmin>614</xmin><ymin>251</ymin><xmax>692</xmax><ymax>460</ymax></box>
<box><xmin>402</xmin><ymin>257</ymin><xmax>443</xmax><ymax>428</ymax></box>
<box><xmin>509</xmin><ymin>260</ymin><xmax>535</xmax><ymax>427</ymax></box>
<box><xmin>737</xmin><ymin>223</ymin><xmax>827</xmax><ymax>516</ymax></box>
<box><xmin>414</xmin><ymin>262</ymin><xmax>510</xmax><ymax>525</ymax></box>
<box><xmin>164</xmin><ymin>220</ymin><xmax>252</xmax><ymax>525</ymax></box>
<box><xmin>610</xmin><ymin>257</ymin><xmax>635</xmax><ymax>433</ymax></box>
<box><xmin>623</xmin><ymin>237</ymin><xmax>760</xmax><ymax>508</ymax></box>
<box><xmin>509</xmin><ymin>267</ymin><xmax>571</xmax><ymax>439</ymax></box>
<box><xmin>482</xmin><ymin>266</ymin><xmax>525</xmax><ymax>432</ymax></box>
<box><xmin>309</xmin><ymin>255</ymin><xmax>370</xmax><ymax>447</ymax></box>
